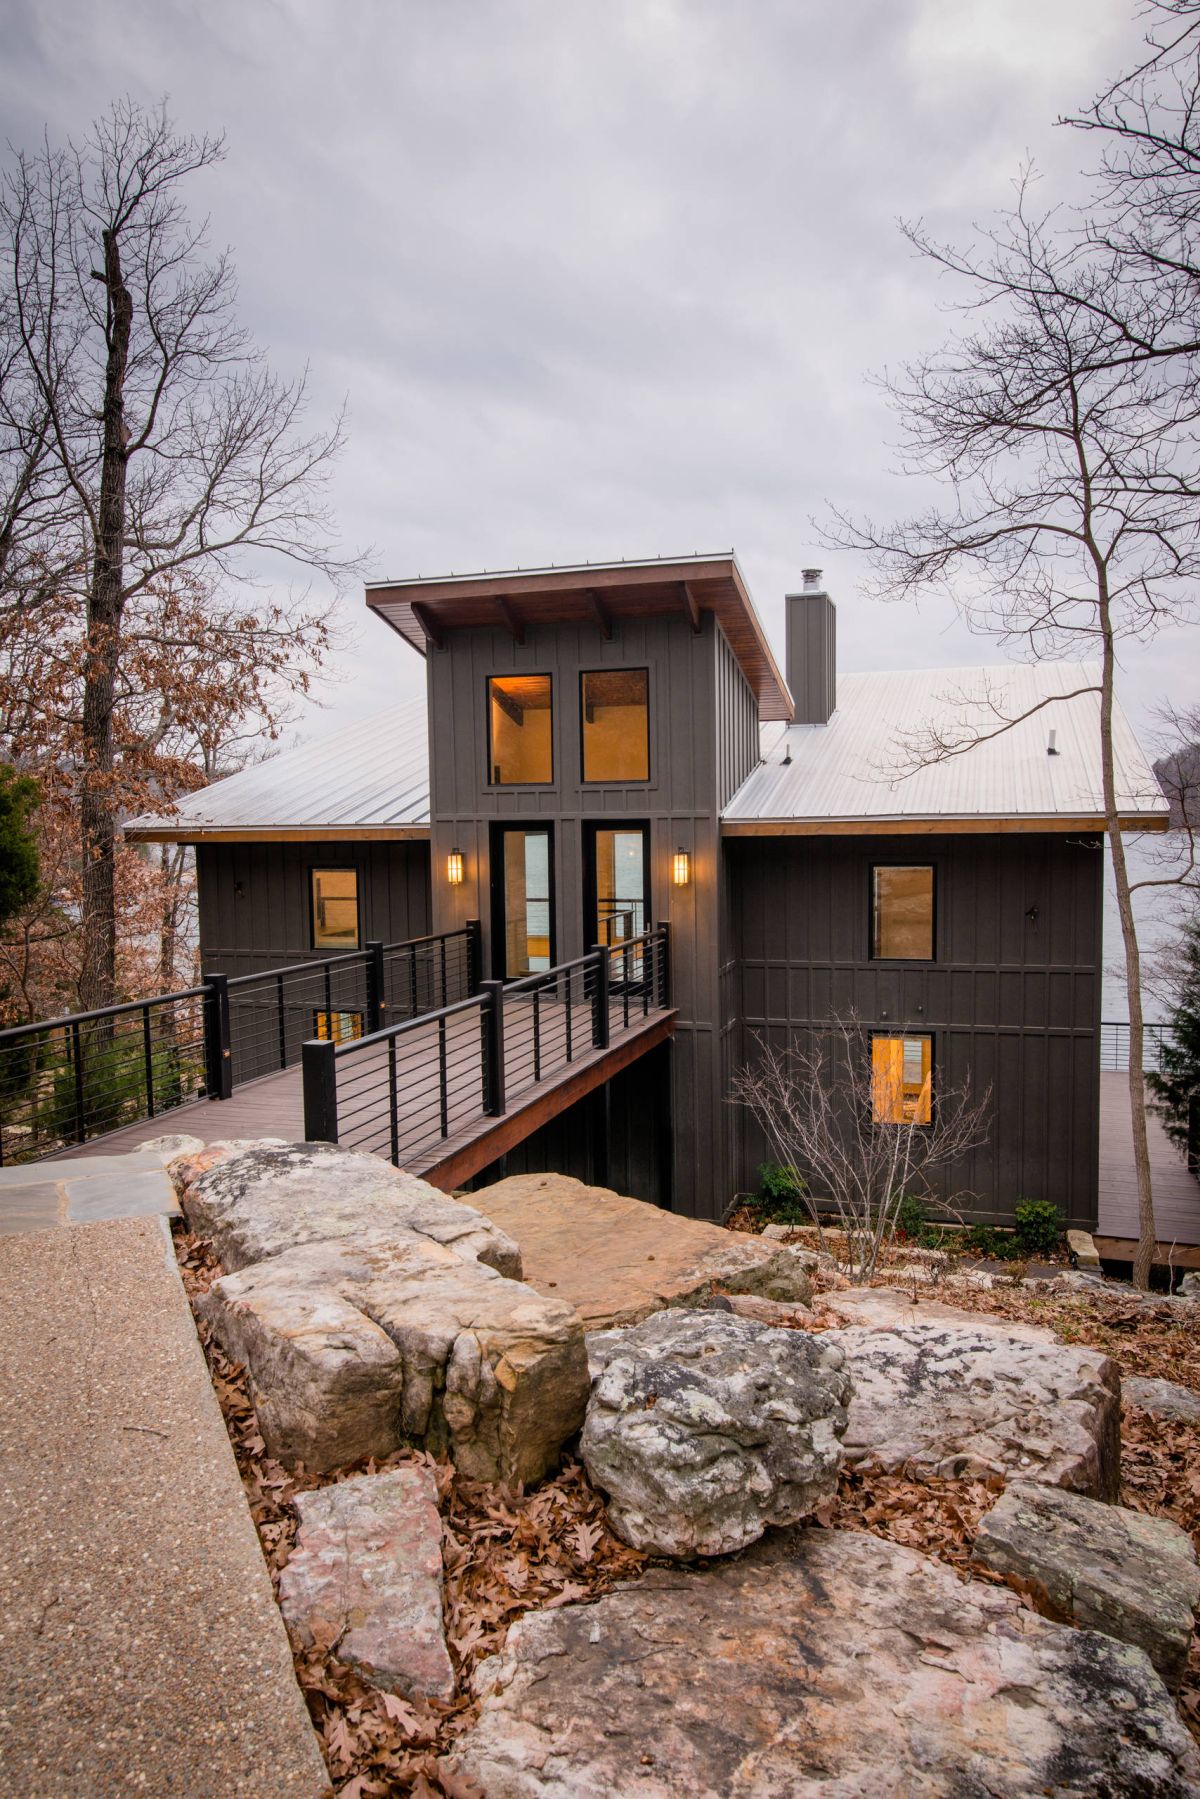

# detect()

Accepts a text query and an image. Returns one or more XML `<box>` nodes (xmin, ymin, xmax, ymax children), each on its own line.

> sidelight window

<box><xmin>871</xmin><ymin>865</ymin><xmax>934</xmax><ymax>960</ymax></box>
<box><xmin>580</xmin><ymin>669</ymin><xmax>650</xmax><ymax>782</ymax></box>
<box><xmin>489</xmin><ymin>675</ymin><xmax>553</xmax><ymax>785</ymax></box>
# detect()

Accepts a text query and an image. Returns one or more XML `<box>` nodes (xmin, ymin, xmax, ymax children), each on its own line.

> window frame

<box><xmin>578</xmin><ymin>666</ymin><xmax>652</xmax><ymax>786</ymax></box>
<box><xmin>312</xmin><ymin>1008</ymin><xmax>365</xmax><ymax>1045</ymax></box>
<box><xmin>486</xmin><ymin>673</ymin><xmax>555</xmax><ymax>788</ymax></box>
<box><xmin>309</xmin><ymin>865</ymin><xmax>361</xmax><ymax>952</ymax></box>
<box><xmin>868</xmin><ymin>861</ymin><xmax>937</xmax><ymax>963</ymax></box>
<box><xmin>870</xmin><ymin>1029</ymin><xmax>935</xmax><ymax>1127</ymax></box>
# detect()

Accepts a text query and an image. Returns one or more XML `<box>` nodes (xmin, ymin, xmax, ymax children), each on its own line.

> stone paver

<box><xmin>465</xmin><ymin>1172</ymin><xmax>812</xmax><ymax>1328</ymax></box>
<box><xmin>0</xmin><ymin>1216</ymin><xmax>329</xmax><ymax>1797</ymax></box>
<box><xmin>0</xmin><ymin>1150</ymin><xmax>179</xmax><ymax>1235</ymax></box>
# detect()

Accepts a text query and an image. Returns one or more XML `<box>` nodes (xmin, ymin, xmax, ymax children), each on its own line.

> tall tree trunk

<box><xmin>79</xmin><ymin>227</ymin><xmax>132</xmax><ymax>1012</ymax></box>
<box><xmin>1098</xmin><ymin>586</ymin><xmax>1156</xmax><ymax>1288</ymax></box>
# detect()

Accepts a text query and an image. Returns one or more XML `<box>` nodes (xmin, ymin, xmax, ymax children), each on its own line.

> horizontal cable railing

<box><xmin>0</xmin><ymin>921</ymin><xmax>482</xmax><ymax>1165</ymax></box>
<box><xmin>0</xmin><ymin>988</ymin><xmax>210</xmax><ymax>1166</ymax></box>
<box><xmin>1100</xmin><ymin>1020</ymin><xmax>1175</xmax><ymax>1073</ymax></box>
<box><xmin>303</xmin><ymin>925</ymin><xmax>671</xmax><ymax>1169</ymax></box>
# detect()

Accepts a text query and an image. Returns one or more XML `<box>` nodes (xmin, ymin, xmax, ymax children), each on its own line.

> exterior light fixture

<box><xmin>673</xmin><ymin>847</ymin><xmax>690</xmax><ymax>887</ymax></box>
<box><xmin>447</xmin><ymin>847</ymin><xmax>464</xmax><ymax>886</ymax></box>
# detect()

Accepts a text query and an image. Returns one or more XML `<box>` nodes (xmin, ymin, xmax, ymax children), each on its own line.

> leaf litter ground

<box><xmin>176</xmin><ymin>1227</ymin><xmax>1200</xmax><ymax>1792</ymax></box>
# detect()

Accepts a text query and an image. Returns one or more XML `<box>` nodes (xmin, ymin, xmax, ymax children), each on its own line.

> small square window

<box><xmin>872</xmin><ymin>865</ymin><xmax>934</xmax><ymax>960</ymax></box>
<box><xmin>314</xmin><ymin>1009</ymin><xmax>364</xmax><ymax>1045</ymax></box>
<box><xmin>488</xmin><ymin>675</ymin><xmax>553</xmax><ymax>785</ymax></box>
<box><xmin>581</xmin><ymin>669</ymin><xmax>650</xmax><ymax>782</ymax></box>
<box><xmin>872</xmin><ymin>1034</ymin><xmax>933</xmax><ymax>1125</ymax></box>
<box><xmin>311</xmin><ymin>868</ymin><xmax>359</xmax><ymax>950</ymax></box>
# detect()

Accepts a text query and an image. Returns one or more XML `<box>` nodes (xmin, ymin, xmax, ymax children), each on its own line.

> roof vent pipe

<box><xmin>785</xmin><ymin>572</ymin><xmax>837</xmax><ymax>724</ymax></box>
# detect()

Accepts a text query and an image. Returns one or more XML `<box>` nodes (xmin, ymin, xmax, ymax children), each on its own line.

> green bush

<box><xmin>895</xmin><ymin>1194</ymin><xmax>925</xmax><ymax>1239</ymax></box>
<box><xmin>754</xmin><ymin>1160</ymin><xmax>809</xmax><ymax>1223</ymax></box>
<box><xmin>964</xmin><ymin>1223</ymin><xmax>1024</xmax><ymax>1261</ymax></box>
<box><xmin>1014</xmin><ymin>1199</ymin><xmax>1061</xmax><ymax>1259</ymax></box>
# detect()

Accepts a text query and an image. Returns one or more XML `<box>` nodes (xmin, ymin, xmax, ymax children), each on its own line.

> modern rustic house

<box><xmin>127</xmin><ymin>554</ymin><xmax>1172</xmax><ymax>1241</ymax></box>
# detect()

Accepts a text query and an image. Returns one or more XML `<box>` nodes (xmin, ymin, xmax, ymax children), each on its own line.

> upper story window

<box><xmin>311</xmin><ymin>867</ymin><xmax>359</xmax><ymax>950</ymax></box>
<box><xmin>580</xmin><ymin>668</ymin><xmax>650</xmax><ymax>783</ymax></box>
<box><xmin>871</xmin><ymin>864</ymin><xmax>934</xmax><ymax>960</ymax></box>
<box><xmin>489</xmin><ymin>675</ymin><xmax>553</xmax><ymax>785</ymax></box>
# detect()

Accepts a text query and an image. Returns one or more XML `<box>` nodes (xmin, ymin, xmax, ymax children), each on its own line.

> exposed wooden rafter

<box><xmin>585</xmin><ymin>587</ymin><xmax>613</xmax><ymax>641</ymax></box>
<box><xmin>496</xmin><ymin>595</ymin><xmax>524</xmax><ymax>644</ymax></box>
<box><xmin>411</xmin><ymin>601</ymin><xmax>444</xmax><ymax>652</ymax></box>
<box><xmin>681</xmin><ymin>581</ymin><xmax>702</xmax><ymax>634</ymax></box>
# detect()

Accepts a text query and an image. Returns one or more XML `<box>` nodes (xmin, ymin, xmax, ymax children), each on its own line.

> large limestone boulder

<box><xmin>278</xmin><ymin>1465</ymin><xmax>455</xmax><ymax>1701</ymax></box>
<box><xmin>177</xmin><ymin>1140</ymin><xmax>521</xmax><ymax>1277</ymax></box>
<box><xmin>199</xmin><ymin>1230</ymin><xmax>587</xmax><ymax>1481</ymax></box>
<box><xmin>973</xmin><ymin>1481</ymin><xmax>1200</xmax><ymax>1691</ymax></box>
<box><xmin>465</xmin><ymin>1172</ymin><xmax>812</xmax><ymax>1328</ymax></box>
<box><xmin>824</xmin><ymin>1285</ymin><xmax>1057</xmax><ymax>1343</ymax></box>
<box><xmin>581</xmin><ymin>1310</ymin><xmax>850</xmax><ymax>1557</ymax></box>
<box><xmin>837</xmin><ymin>1322</ymin><xmax>1120</xmax><ymax>1498</ymax></box>
<box><xmin>445</xmin><ymin>1529</ymin><xmax>1199</xmax><ymax>1797</ymax></box>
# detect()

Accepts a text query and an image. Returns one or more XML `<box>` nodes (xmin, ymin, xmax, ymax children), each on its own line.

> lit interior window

<box><xmin>489</xmin><ymin>675</ymin><xmax>553</xmax><ymax>785</ymax></box>
<box><xmin>872</xmin><ymin>865</ymin><xmax>934</xmax><ymax>959</ymax></box>
<box><xmin>314</xmin><ymin>1009</ymin><xmax>364</xmax><ymax>1045</ymax></box>
<box><xmin>581</xmin><ymin>669</ymin><xmax>649</xmax><ymax>782</ymax></box>
<box><xmin>872</xmin><ymin>1034</ymin><xmax>933</xmax><ymax>1125</ymax></box>
<box><xmin>311</xmin><ymin>868</ymin><xmax>359</xmax><ymax>950</ymax></box>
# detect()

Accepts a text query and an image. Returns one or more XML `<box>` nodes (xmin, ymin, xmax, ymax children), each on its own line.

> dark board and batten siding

<box><xmin>727</xmin><ymin>832</ymin><xmax>1104</xmax><ymax>1230</ymax></box>
<box><xmin>195</xmin><ymin>840</ymin><xmax>432</xmax><ymax>977</ymax></box>
<box><xmin>425</xmin><ymin>611</ymin><xmax>759</xmax><ymax>1221</ymax></box>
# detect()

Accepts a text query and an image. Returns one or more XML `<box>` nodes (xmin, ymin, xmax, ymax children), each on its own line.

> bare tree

<box><xmin>730</xmin><ymin>1016</ymin><xmax>990</xmax><ymax>1284</ymax></box>
<box><xmin>0</xmin><ymin>100</ymin><xmax>359</xmax><ymax>1008</ymax></box>
<box><xmin>827</xmin><ymin>185</ymin><xmax>1200</xmax><ymax>1289</ymax></box>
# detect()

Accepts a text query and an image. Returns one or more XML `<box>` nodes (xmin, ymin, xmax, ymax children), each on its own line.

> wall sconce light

<box><xmin>447</xmin><ymin>847</ymin><xmax>464</xmax><ymax>886</ymax></box>
<box><xmin>673</xmin><ymin>847</ymin><xmax>690</xmax><ymax>887</ymax></box>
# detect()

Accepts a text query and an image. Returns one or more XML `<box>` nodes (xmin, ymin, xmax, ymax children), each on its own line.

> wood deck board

<box><xmin>1097</xmin><ymin>1070</ymin><xmax>1200</xmax><ymax>1248</ymax></box>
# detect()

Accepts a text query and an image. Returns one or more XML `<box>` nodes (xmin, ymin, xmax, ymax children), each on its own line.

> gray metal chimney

<box><xmin>785</xmin><ymin>569</ymin><xmax>836</xmax><ymax>724</ymax></box>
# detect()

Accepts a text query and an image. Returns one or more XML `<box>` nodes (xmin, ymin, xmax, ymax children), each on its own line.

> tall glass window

<box><xmin>489</xmin><ymin>675</ymin><xmax>553</xmax><ymax>784</ymax></box>
<box><xmin>311</xmin><ymin>868</ymin><xmax>359</xmax><ymax>950</ymax></box>
<box><xmin>871</xmin><ymin>865</ymin><xmax>934</xmax><ymax>960</ymax></box>
<box><xmin>872</xmin><ymin>1034</ymin><xmax>933</xmax><ymax>1125</ymax></box>
<box><xmin>502</xmin><ymin>829</ymin><xmax>552</xmax><ymax>976</ymax></box>
<box><xmin>580</xmin><ymin>669</ymin><xmax>649</xmax><ymax>782</ymax></box>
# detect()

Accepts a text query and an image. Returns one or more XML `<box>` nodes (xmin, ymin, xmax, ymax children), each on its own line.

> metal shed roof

<box><xmin>722</xmin><ymin>663</ymin><xmax>1168</xmax><ymax>834</ymax></box>
<box><xmin>124</xmin><ymin>705</ymin><xmax>430</xmax><ymax>843</ymax></box>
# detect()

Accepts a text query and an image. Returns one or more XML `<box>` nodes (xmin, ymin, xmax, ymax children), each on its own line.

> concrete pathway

<box><xmin>0</xmin><ymin>1214</ymin><xmax>330</xmax><ymax>1797</ymax></box>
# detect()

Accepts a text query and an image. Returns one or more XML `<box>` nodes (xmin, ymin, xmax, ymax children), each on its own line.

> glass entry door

<box><xmin>585</xmin><ymin>825</ymin><xmax>650</xmax><ymax>980</ymax></box>
<box><xmin>493</xmin><ymin>826</ymin><xmax>554</xmax><ymax>979</ymax></box>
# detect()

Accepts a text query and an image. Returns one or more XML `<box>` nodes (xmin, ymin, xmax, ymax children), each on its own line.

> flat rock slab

<box><xmin>837</xmin><ymin>1323</ymin><xmax>1120</xmax><ymax>1497</ymax></box>
<box><xmin>278</xmin><ymin>1464</ymin><xmax>454</xmax><ymax>1700</ymax></box>
<box><xmin>176</xmin><ymin>1140</ymin><xmax>521</xmax><ymax>1277</ymax></box>
<box><xmin>464</xmin><ymin>1172</ymin><xmax>812</xmax><ymax>1329</ymax></box>
<box><xmin>583</xmin><ymin>1310</ymin><xmax>850</xmax><ymax>1557</ymax></box>
<box><xmin>973</xmin><ymin>1480</ymin><xmax>1200</xmax><ymax>1691</ymax></box>
<box><xmin>1125</xmin><ymin>1375</ymin><xmax>1200</xmax><ymax>1422</ymax></box>
<box><xmin>446</xmin><ymin>1528</ymin><xmax>1199</xmax><ymax>1797</ymax></box>
<box><xmin>0</xmin><ymin>1151</ymin><xmax>181</xmax><ymax>1236</ymax></box>
<box><xmin>201</xmin><ymin>1229</ymin><xmax>588</xmax><ymax>1481</ymax></box>
<box><xmin>825</xmin><ymin>1285</ymin><xmax>1058</xmax><ymax>1343</ymax></box>
<box><xmin>0</xmin><ymin>1216</ymin><xmax>328</xmax><ymax>1798</ymax></box>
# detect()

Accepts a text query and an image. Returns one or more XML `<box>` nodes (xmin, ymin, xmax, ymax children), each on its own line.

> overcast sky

<box><xmin>2</xmin><ymin>0</ymin><xmax>1195</xmax><ymax>749</ymax></box>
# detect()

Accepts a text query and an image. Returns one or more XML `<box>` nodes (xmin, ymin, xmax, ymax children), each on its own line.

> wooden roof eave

<box><xmin>123</xmin><ymin>823</ymin><xmax>433</xmax><ymax>845</ymax></box>
<box><xmin>720</xmin><ymin>812</ymin><xmax>1171</xmax><ymax>837</ymax></box>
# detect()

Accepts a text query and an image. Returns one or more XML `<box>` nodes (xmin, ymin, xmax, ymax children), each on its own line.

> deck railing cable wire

<box><xmin>303</xmin><ymin>926</ymin><xmax>670</xmax><ymax>1168</ymax></box>
<box><xmin>1100</xmin><ymin>1020</ymin><xmax>1174</xmax><ymax>1073</ymax></box>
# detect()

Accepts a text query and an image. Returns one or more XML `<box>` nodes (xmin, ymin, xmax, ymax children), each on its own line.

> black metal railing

<box><xmin>303</xmin><ymin>924</ymin><xmax>670</xmax><ymax>1168</ymax></box>
<box><xmin>0</xmin><ymin>987</ymin><xmax>210</xmax><ymax>1166</ymax></box>
<box><xmin>0</xmin><ymin>920</ymin><xmax>482</xmax><ymax>1166</ymax></box>
<box><xmin>1100</xmin><ymin>1020</ymin><xmax>1175</xmax><ymax>1073</ymax></box>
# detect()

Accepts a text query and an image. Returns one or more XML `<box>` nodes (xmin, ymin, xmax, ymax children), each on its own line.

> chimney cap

<box><xmin>801</xmin><ymin>568</ymin><xmax>824</xmax><ymax>591</ymax></box>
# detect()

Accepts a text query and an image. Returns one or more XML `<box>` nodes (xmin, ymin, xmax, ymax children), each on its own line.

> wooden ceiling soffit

<box><xmin>681</xmin><ymin>581</ymin><xmax>702</xmax><ymax>634</ymax></box>
<box><xmin>496</xmin><ymin>595</ymin><xmax>524</xmax><ymax>644</ymax></box>
<box><xmin>585</xmin><ymin>587</ymin><xmax>613</xmax><ymax>641</ymax></box>
<box><xmin>410</xmin><ymin>601</ymin><xmax>444</xmax><ymax>651</ymax></box>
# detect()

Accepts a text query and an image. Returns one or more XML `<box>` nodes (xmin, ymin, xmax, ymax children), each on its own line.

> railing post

<box><xmin>466</xmin><ymin>918</ymin><xmax>483</xmax><ymax>994</ymax></box>
<box><xmin>365</xmin><ymin>940</ymin><xmax>385</xmax><ymax>1035</ymax></box>
<box><xmin>203</xmin><ymin>973</ymin><xmax>233</xmax><ymax>1100</ymax></box>
<box><xmin>656</xmin><ymin>921</ymin><xmax>671</xmax><ymax>1008</ymax></box>
<box><xmin>481</xmin><ymin>979</ymin><xmax>506</xmax><ymax>1116</ymax></box>
<box><xmin>302</xmin><ymin>1038</ymin><xmax>339</xmax><ymax>1143</ymax></box>
<box><xmin>592</xmin><ymin>945</ymin><xmax>610</xmax><ymax>1050</ymax></box>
